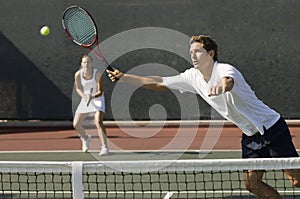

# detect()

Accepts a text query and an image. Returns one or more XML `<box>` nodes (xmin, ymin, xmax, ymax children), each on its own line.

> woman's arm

<box><xmin>74</xmin><ymin>71</ymin><xmax>88</xmax><ymax>101</ymax></box>
<box><xmin>93</xmin><ymin>72</ymin><xmax>104</xmax><ymax>98</ymax></box>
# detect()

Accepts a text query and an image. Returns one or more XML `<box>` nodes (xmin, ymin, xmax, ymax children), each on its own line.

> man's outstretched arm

<box><xmin>107</xmin><ymin>69</ymin><xmax>168</xmax><ymax>91</ymax></box>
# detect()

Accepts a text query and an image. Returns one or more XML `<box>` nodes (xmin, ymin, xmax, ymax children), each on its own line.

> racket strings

<box><xmin>64</xmin><ymin>8</ymin><xmax>96</xmax><ymax>45</ymax></box>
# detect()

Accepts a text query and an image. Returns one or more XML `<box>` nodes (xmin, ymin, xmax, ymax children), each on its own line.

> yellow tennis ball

<box><xmin>40</xmin><ymin>26</ymin><xmax>50</xmax><ymax>36</ymax></box>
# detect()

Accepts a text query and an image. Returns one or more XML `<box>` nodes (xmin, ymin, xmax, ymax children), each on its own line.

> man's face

<box><xmin>189</xmin><ymin>42</ymin><xmax>213</xmax><ymax>69</ymax></box>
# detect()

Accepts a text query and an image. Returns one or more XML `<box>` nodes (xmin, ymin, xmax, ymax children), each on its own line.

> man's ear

<box><xmin>208</xmin><ymin>50</ymin><xmax>215</xmax><ymax>58</ymax></box>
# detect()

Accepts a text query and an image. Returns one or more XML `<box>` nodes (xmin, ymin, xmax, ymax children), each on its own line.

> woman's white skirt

<box><xmin>75</xmin><ymin>94</ymin><xmax>105</xmax><ymax>114</ymax></box>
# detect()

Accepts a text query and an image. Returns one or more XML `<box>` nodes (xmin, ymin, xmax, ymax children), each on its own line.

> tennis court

<box><xmin>0</xmin><ymin>121</ymin><xmax>299</xmax><ymax>198</ymax></box>
<box><xmin>1</xmin><ymin>1</ymin><xmax>300</xmax><ymax>198</ymax></box>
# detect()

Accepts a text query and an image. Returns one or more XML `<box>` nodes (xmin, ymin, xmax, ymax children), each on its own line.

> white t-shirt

<box><xmin>162</xmin><ymin>62</ymin><xmax>280</xmax><ymax>136</ymax></box>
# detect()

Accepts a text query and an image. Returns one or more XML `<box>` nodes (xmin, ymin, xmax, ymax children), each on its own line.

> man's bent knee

<box><xmin>291</xmin><ymin>179</ymin><xmax>300</xmax><ymax>188</ymax></box>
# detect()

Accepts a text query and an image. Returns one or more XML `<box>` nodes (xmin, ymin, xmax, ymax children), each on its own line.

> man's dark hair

<box><xmin>190</xmin><ymin>35</ymin><xmax>218</xmax><ymax>61</ymax></box>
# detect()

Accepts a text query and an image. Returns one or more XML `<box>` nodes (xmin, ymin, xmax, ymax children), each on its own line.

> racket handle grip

<box><xmin>87</xmin><ymin>88</ymin><xmax>93</xmax><ymax>106</ymax></box>
<box><xmin>87</xmin><ymin>98</ymin><xmax>92</xmax><ymax>106</ymax></box>
<box><xmin>106</xmin><ymin>65</ymin><xmax>114</xmax><ymax>72</ymax></box>
<box><xmin>106</xmin><ymin>65</ymin><xmax>119</xmax><ymax>81</ymax></box>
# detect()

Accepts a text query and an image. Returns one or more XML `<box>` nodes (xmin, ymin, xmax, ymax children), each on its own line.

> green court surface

<box><xmin>0</xmin><ymin>150</ymin><xmax>242</xmax><ymax>161</ymax></box>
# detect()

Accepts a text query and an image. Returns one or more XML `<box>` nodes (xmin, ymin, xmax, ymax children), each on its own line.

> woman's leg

<box><xmin>95</xmin><ymin>111</ymin><xmax>108</xmax><ymax>155</ymax></box>
<box><xmin>73</xmin><ymin>112</ymin><xmax>91</xmax><ymax>152</ymax></box>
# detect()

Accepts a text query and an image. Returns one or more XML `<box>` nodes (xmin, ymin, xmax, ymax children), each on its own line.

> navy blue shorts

<box><xmin>242</xmin><ymin>117</ymin><xmax>299</xmax><ymax>158</ymax></box>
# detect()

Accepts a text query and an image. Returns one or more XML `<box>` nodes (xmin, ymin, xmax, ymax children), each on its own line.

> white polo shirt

<box><xmin>162</xmin><ymin>62</ymin><xmax>280</xmax><ymax>136</ymax></box>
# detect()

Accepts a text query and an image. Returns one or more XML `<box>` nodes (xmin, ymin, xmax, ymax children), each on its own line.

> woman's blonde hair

<box><xmin>81</xmin><ymin>54</ymin><xmax>93</xmax><ymax>62</ymax></box>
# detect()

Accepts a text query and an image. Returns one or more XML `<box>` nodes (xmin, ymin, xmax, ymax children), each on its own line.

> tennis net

<box><xmin>0</xmin><ymin>158</ymin><xmax>300</xmax><ymax>199</ymax></box>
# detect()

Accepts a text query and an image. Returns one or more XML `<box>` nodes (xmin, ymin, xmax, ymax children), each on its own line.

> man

<box><xmin>107</xmin><ymin>35</ymin><xmax>299</xmax><ymax>198</ymax></box>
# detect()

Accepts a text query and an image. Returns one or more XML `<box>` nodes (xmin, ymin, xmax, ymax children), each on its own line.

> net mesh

<box><xmin>0</xmin><ymin>158</ymin><xmax>300</xmax><ymax>199</ymax></box>
<box><xmin>63</xmin><ymin>7</ymin><xmax>96</xmax><ymax>45</ymax></box>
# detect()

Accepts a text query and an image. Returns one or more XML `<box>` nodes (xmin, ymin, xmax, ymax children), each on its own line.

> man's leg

<box><xmin>244</xmin><ymin>170</ymin><xmax>284</xmax><ymax>199</ymax></box>
<box><xmin>284</xmin><ymin>169</ymin><xmax>300</xmax><ymax>188</ymax></box>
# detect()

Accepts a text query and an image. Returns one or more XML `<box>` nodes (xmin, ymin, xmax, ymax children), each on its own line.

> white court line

<box><xmin>1</xmin><ymin>120</ymin><xmax>299</xmax><ymax>127</ymax></box>
<box><xmin>0</xmin><ymin>149</ymin><xmax>297</xmax><ymax>154</ymax></box>
<box><xmin>163</xmin><ymin>192</ymin><xmax>174</xmax><ymax>199</ymax></box>
<box><xmin>0</xmin><ymin>149</ymin><xmax>242</xmax><ymax>153</ymax></box>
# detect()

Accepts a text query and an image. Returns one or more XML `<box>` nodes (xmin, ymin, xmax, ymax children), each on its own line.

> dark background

<box><xmin>0</xmin><ymin>0</ymin><xmax>299</xmax><ymax>120</ymax></box>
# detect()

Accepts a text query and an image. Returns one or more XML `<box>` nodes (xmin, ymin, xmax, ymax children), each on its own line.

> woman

<box><xmin>73</xmin><ymin>54</ymin><xmax>109</xmax><ymax>156</ymax></box>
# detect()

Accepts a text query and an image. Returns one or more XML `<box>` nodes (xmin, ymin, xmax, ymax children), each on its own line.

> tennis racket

<box><xmin>62</xmin><ymin>5</ymin><xmax>114</xmax><ymax>72</ymax></box>
<box><xmin>87</xmin><ymin>88</ymin><xmax>93</xmax><ymax>106</ymax></box>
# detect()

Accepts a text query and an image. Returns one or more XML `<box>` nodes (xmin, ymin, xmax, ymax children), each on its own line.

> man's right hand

<box><xmin>107</xmin><ymin>69</ymin><xmax>123</xmax><ymax>82</ymax></box>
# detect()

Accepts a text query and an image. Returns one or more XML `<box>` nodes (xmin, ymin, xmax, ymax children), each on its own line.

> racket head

<box><xmin>62</xmin><ymin>6</ymin><xmax>98</xmax><ymax>47</ymax></box>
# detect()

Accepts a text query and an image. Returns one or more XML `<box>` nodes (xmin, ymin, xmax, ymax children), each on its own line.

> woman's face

<box><xmin>81</xmin><ymin>56</ymin><xmax>93</xmax><ymax>71</ymax></box>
